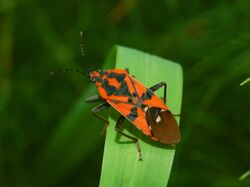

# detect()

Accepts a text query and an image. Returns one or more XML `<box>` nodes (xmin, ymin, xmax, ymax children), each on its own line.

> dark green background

<box><xmin>1</xmin><ymin>0</ymin><xmax>250</xmax><ymax>186</ymax></box>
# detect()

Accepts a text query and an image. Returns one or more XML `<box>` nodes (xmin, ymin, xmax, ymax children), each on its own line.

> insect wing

<box><xmin>129</xmin><ymin>76</ymin><xmax>168</xmax><ymax>110</ymax></box>
<box><xmin>106</xmin><ymin>100</ymin><xmax>152</xmax><ymax>136</ymax></box>
<box><xmin>146</xmin><ymin>107</ymin><xmax>180</xmax><ymax>144</ymax></box>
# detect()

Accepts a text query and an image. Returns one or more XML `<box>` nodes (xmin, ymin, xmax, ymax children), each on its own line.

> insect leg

<box><xmin>150</xmin><ymin>83</ymin><xmax>182</xmax><ymax>118</ymax></box>
<box><xmin>149</xmin><ymin>81</ymin><xmax>167</xmax><ymax>103</ymax></box>
<box><xmin>115</xmin><ymin>115</ymin><xmax>142</xmax><ymax>161</ymax></box>
<box><xmin>173</xmin><ymin>114</ymin><xmax>181</xmax><ymax>117</ymax></box>
<box><xmin>92</xmin><ymin>102</ymin><xmax>110</xmax><ymax>134</ymax></box>
<box><xmin>85</xmin><ymin>95</ymin><xmax>105</xmax><ymax>103</ymax></box>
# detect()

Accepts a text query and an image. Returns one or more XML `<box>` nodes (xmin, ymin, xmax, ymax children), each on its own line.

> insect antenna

<box><xmin>49</xmin><ymin>31</ymin><xmax>99</xmax><ymax>79</ymax></box>
<box><xmin>50</xmin><ymin>31</ymin><xmax>89</xmax><ymax>77</ymax></box>
<box><xmin>80</xmin><ymin>31</ymin><xmax>85</xmax><ymax>56</ymax></box>
<box><xmin>50</xmin><ymin>67</ymin><xmax>87</xmax><ymax>77</ymax></box>
<box><xmin>79</xmin><ymin>31</ymin><xmax>100</xmax><ymax>73</ymax></box>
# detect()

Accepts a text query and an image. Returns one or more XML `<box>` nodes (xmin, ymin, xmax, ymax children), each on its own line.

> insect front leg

<box><xmin>115</xmin><ymin>115</ymin><xmax>142</xmax><ymax>161</ymax></box>
<box><xmin>85</xmin><ymin>95</ymin><xmax>105</xmax><ymax>103</ymax></box>
<box><xmin>91</xmin><ymin>102</ymin><xmax>110</xmax><ymax>134</ymax></box>
<box><xmin>149</xmin><ymin>81</ymin><xmax>167</xmax><ymax>103</ymax></box>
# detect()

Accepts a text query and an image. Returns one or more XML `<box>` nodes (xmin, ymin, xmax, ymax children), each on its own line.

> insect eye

<box><xmin>88</xmin><ymin>72</ymin><xmax>96</xmax><ymax>82</ymax></box>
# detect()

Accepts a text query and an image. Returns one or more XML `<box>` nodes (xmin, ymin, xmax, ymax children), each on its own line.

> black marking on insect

<box><xmin>102</xmin><ymin>79</ymin><xmax>117</xmax><ymax>96</ymax></box>
<box><xmin>114</xmin><ymin>81</ymin><xmax>131</xmax><ymax>96</ymax></box>
<box><xmin>141</xmin><ymin>89</ymin><xmax>154</xmax><ymax>101</ymax></box>
<box><xmin>127</xmin><ymin>107</ymin><xmax>138</xmax><ymax>121</ymax></box>
<box><xmin>106</xmin><ymin>72</ymin><xmax>126</xmax><ymax>83</ymax></box>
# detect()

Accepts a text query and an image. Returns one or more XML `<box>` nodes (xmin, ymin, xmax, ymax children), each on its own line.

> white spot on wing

<box><xmin>144</xmin><ymin>106</ymin><xmax>149</xmax><ymax>112</ymax></box>
<box><xmin>155</xmin><ymin>115</ymin><xmax>161</xmax><ymax>123</ymax></box>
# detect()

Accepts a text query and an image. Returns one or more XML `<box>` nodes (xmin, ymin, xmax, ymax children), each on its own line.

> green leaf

<box><xmin>30</xmin><ymin>45</ymin><xmax>183</xmax><ymax>187</ymax></box>
<box><xmin>99</xmin><ymin>46</ymin><xmax>183</xmax><ymax>187</ymax></box>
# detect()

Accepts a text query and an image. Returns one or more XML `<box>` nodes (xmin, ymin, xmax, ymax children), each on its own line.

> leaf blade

<box><xmin>99</xmin><ymin>46</ymin><xmax>183</xmax><ymax>187</ymax></box>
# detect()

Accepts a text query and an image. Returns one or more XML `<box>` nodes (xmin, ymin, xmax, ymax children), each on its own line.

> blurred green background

<box><xmin>1</xmin><ymin>0</ymin><xmax>250</xmax><ymax>186</ymax></box>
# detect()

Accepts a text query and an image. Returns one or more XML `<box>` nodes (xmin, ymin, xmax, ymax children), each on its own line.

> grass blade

<box><xmin>239</xmin><ymin>170</ymin><xmax>250</xmax><ymax>181</ymax></box>
<box><xmin>240</xmin><ymin>77</ymin><xmax>250</xmax><ymax>86</ymax></box>
<box><xmin>99</xmin><ymin>46</ymin><xmax>183</xmax><ymax>187</ymax></box>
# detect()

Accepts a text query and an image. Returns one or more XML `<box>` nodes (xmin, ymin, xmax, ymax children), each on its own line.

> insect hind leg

<box><xmin>115</xmin><ymin>115</ymin><xmax>142</xmax><ymax>161</ymax></box>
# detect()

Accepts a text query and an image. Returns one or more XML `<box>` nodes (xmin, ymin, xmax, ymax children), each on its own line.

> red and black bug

<box><xmin>85</xmin><ymin>68</ymin><xmax>180</xmax><ymax>160</ymax></box>
<box><xmin>51</xmin><ymin>32</ymin><xmax>180</xmax><ymax>160</ymax></box>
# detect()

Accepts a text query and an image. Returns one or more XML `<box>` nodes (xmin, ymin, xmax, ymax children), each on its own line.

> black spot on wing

<box><xmin>106</xmin><ymin>72</ymin><xmax>126</xmax><ymax>82</ymax></box>
<box><xmin>102</xmin><ymin>79</ymin><xmax>117</xmax><ymax>96</ymax></box>
<box><xmin>127</xmin><ymin>107</ymin><xmax>138</xmax><ymax>121</ymax></box>
<box><xmin>128</xmin><ymin>98</ymin><xmax>133</xmax><ymax>104</ymax></box>
<box><xmin>141</xmin><ymin>89</ymin><xmax>154</xmax><ymax>101</ymax></box>
<box><xmin>114</xmin><ymin>81</ymin><xmax>131</xmax><ymax>96</ymax></box>
<box><xmin>132</xmin><ymin>93</ymin><xmax>137</xmax><ymax>97</ymax></box>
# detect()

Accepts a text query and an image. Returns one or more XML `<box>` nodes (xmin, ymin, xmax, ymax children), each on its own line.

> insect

<box><xmin>85</xmin><ymin>68</ymin><xmax>180</xmax><ymax>160</ymax></box>
<box><xmin>50</xmin><ymin>32</ymin><xmax>181</xmax><ymax>160</ymax></box>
